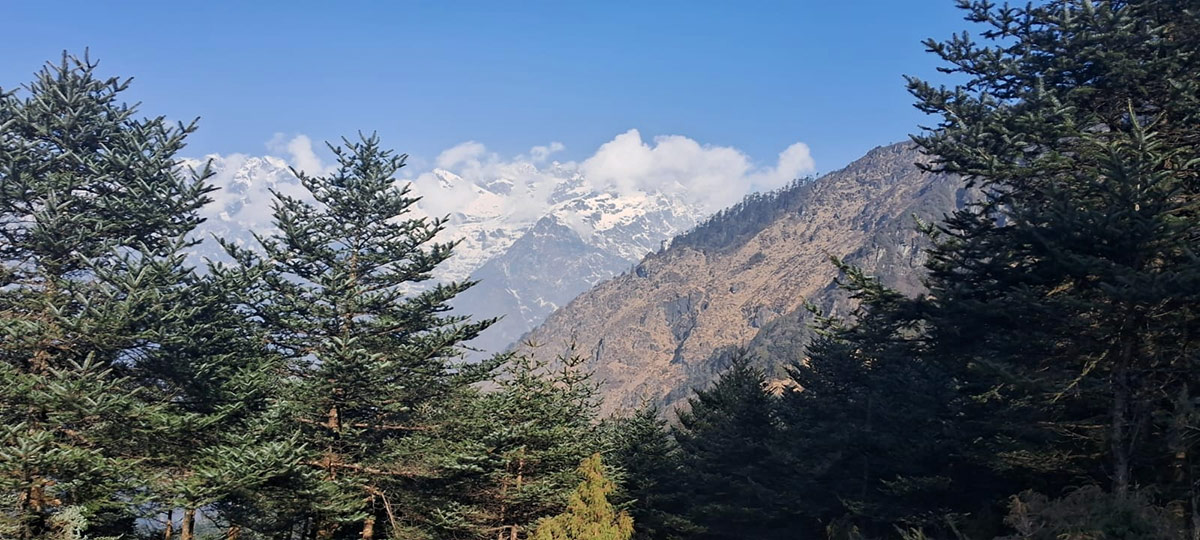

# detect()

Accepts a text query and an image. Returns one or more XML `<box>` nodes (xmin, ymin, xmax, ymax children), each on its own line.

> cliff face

<box><xmin>518</xmin><ymin>143</ymin><xmax>970</xmax><ymax>415</ymax></box>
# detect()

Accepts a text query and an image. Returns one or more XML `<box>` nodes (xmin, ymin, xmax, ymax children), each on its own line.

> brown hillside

<box><xmin>518</xmin><ymin>142</ymin><xmax>967</xmax><ymax>415</ymax></box>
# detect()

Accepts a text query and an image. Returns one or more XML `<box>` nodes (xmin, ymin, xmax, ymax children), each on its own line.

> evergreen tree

<box><xmin>145</xmin><ymin>265</ymin><xmax>303</xmax><ymax>540</ymax></box>
<box><xmin>0</xmin><ymin>53</ymin><xmax>219</xmax><ymax>538</ymax></box>
<box><xmin>782</xmin><ymin>261</ymin><xmax>1012</xmax><ymax>538</ymax></box>
<box><xmin>530</xmin><ymin>454</ymin><xmax>634</xmax><ymax>540</ymax></box>
<box><xmin>441</xmin><ymin>349</ymin><xmax>600</xmax><ymax>540</ymax></box>
<box><xmin>905</xmin><ymin>0</ymin><xmax>1200</xmax><ymax>521</ymax></box>
<box><xmin>781</xmin><ymin>0</ymin><xmax>1200</xmax><ymax>535</ymax></box>
<box><xmin>223</xmin><ymin>134</ymin><xmax>500</xmax><ymax>539</ymax></box>
<box><xmin>605</xmin><ymin>406</ymin><xmax>697</xmax><ymax>540</ymax></box>
<box><xmin>673</xmin><ymin>353</ymin><xmax>793</xmax><ymax>540</ymax></box>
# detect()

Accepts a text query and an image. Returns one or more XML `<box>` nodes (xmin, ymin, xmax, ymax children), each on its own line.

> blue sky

<box><xmin>4</xmin><ymin>1</ymin><xmax>970</xmax><ymax>175</ymax></box>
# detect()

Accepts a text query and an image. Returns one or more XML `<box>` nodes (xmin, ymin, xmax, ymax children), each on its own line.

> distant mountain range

<box><xmin>517</xmin><ymin>142</ymin><xmax>972</xmax><ymax>414</ymax></box>
<box><xmin>182</xmin><ymin>153</ymin><xmax>708</xmax><ymax>355</ymax></box>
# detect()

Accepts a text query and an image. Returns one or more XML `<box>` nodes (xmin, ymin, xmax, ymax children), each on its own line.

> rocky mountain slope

<box><xmin>518</xmin><ymin>142</ymin><xmax>970</xmax><ymax>414</ymax></box>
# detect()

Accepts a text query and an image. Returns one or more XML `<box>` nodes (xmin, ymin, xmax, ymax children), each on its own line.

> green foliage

<box><xmin>430</xmin><ymin>348</ymin><xmax>601</xmax><ymax>539</ymax></box>
<box><xmin>779</xmin><ymin>261</ymin><xmax>1002</xmax><ymax>537</ymax></box>
<box><xmin>674</xmin><ymin>353</ymin><xmax>794</xmax><ymax>540</ymax></box>
<box><xmin>906</xmin><ymin>0</ymin><xmax>1200</xmax><ymax>522</ymax></box>
<box><xmin>999</xmin><ymin>486</ymin><xmax>1181</xmax><ymax>540</ymax></box>
<box><xmin>0</xmin><ymin>52</ymin><xmax>601</xmax><ymax>540</ymax></box>
<box><xmin>767</xmin><ymin>0</ymin><xmax>1200</xmax><ymax>537</ymax></box>
<box><xmin>531</xmin><ymin>453</ymin><xmax>634</xmax><ymax>540</ymax></box>
<box><xmin>221</xmin><ymin>133</ymin><xmax>502</xmax><ymax>538</ymax></box>
<box><xmin>0</xmin><ymin>52</ymin><xmax>234</xmax><ymax>539</ymax></box>
<box><xmin>605</xmin><ymin>407</ymin><xmax>698</xmax><ymax>540</ymax></box>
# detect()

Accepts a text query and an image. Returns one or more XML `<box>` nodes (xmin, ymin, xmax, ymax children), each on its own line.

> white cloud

<box><xmin>399</xmin><ymin>129</ymin><xmax>815</xmax><ymax>236</ymax></box>
<box><xmin>195</xmin><ymin>130</ymin><xmax>814</xmax><ymax>243</ymax></box>
<box><xmin>530</xmin><ymin>142</ymin><xmax>565</xmax><ymax>163</ymax></box>
<box><xmin>435</xmin><ymin>141</ymin><xmax>488</xmax><ymax>170</ymax></box>
<box><xmin>267</xmin><ymin>133</ymin><xmax>331</xmax><ymax>176</ymax></box>
<box><xmin>580</xmin><ymin>129</ymin><xmax>815</xmax><ymax>211</ymax></box>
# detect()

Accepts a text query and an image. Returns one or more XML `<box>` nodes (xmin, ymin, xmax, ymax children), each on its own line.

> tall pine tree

<box><xmin>605</xmin><ymin>406</ymin><xmax>698</xmax><ymax>540</ymax></box>
<box><xmin>785</xmin><ymin>0</ymin><xmax>1200</xmax><ymax>535</ymax></box>
<box><xmin>0</xmin><ymin>53</ymin><xmax>223</xmax><ymax>539</ymax></box>
<box><xmin>673</xmin><ymin>353</ymin><xmax>794</xmax><ymax>540</ymax></box>
<box><xmin>907</xmin><ymin>0</ymin><xmax>1200</xmax><ymax>513</ymax></box>
<box><xmin>223</xmin><ymin>134</ymin><xmax>500</xmax><ymax>539</ymax></box>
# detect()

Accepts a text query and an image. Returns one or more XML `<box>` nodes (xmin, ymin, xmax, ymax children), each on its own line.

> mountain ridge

<box><xmin>517</xmin><ymin>142</ymin><xmax>970</xmax><ymax>414</ymax></box>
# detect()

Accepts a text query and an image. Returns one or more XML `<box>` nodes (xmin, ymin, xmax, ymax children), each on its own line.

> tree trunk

<box><xmin>1111</xmin><ymin>334</ymin><xmax>1136</xmax><ymax>498</ymax></box>
<box><xmin>164</xmin><ymin>508</ymin><xmax>174</xmax><ymax>540</ymax></box>
<box><xmin>180</xmin><ymin>508</ymin><xmax>196</xmax><ymax>540</ymax></box>
<box><xmin>361</xmin><ymin>516</ymin><xmax>375</xmax><ymax>540</ymax></box>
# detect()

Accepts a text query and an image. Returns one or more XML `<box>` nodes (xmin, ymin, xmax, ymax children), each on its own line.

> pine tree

<box><xmin>605</xmin><ymin>406</ymin><xmax>697</xmax><ymax>540</ymax></box>
<box><xmin>144</xmin><ymin>265</ymin><xmax>304</xmax><ymax>540</ymax></box>
<box><xmin>441</xmin><ymin>349</ymin><xmax>600</xmax><ymax>540</ymax></box>
<box><xmin>0</xmin><ymin>53</ymin><xmax>218</xmax><ymax>538</ymax></box>
<box><xmin>904</xmin><ymin>0</ymin><xmax>1200</xmax><ymax>518</ymax></box>
<box><xmin>780</xmin><ymin>0</ymin><xmax>1200</xmax><ymax>535</ymax></box>
<box><xmin>223</xmin><ymin>134</ymin><xmax>500</xmax><ymax>539</ymax></box>
<box><xmin>530</xmin><ymin>454</ymin><xmax>634</xmax><ymax>540</ymax></box>
<box><xmin>782</xmin><ymin>261</ymin><xmax>1012</xmax><ymax>538</ymax></box>
<box><xmin>673</xmin><ymin>353</ymin><xmax>793</xmax><ymax>540</ymax></box>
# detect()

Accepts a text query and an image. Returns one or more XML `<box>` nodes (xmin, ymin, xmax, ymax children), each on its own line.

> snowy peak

<box><xmin>185</xmin><ymin>151</ymin><xmax>710</xmax><ymax>357</ymax></box>
<box><xmin>188</xmin><ymin>151</ymin><xmax>705</xmax><ymax>281</ymax></box>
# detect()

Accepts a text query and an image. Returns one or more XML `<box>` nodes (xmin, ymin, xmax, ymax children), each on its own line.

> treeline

<box><xmin>669</xmin><ymin>177</ymin><xmax>813</xmax><ymax>255</ymax></box>
<box><xmin>3</xmin><ymin>1</ymin><xmax>1200</xmax><ymax>539</ymax></box>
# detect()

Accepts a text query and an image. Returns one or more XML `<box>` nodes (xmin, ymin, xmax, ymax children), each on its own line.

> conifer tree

<box><xmin>905</xmin><ymin>0</ymin><xmax>1200</xmax><ymax>515</ymax></box>
<box><xmin>441</xmin><ymin>350</ymin><xmax>600</xmax><ymax>540</ymax></box>
<box><xmin>530</xmin><ymin>454</ymin><xmax>634</xmax><ymax>540</ymax></box>
<box><xmin>783</xmin><ymin>0</ymin><xmax>1200</xmax><ymax>535</ymax></box>
<box><xmin>605</xmin><ymin>406</ymin><xmax>697</xmax><ymax>540</ymax></box>
<box><xmin>144</xmin><ymin>265</ymin><xmax>303</xmax><ymax>540</ymax></box>
<box><xmin>782</xmin><ymin>261</ymin><xmax>1013</xmax><ymax>538</ymax></box>
<box><xmin>0</xmin><ymin>53</ymin><xmax>219</xmax><ymax>538</ymax></box>
<box><xmin>673</xmin><ymin>353</ymin><xmax>793</xmax><ymax>540</ymax></box>
<box><xmin>223</xmin><ymin>134</ymin><xmax>500</xmax><ymax>539</ymax></box>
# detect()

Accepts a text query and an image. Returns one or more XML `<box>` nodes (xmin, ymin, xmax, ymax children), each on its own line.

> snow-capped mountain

<box><xmin>453</xmin><ymin>183</ymin><xmax>705</xmax><ymax>357</ymax></box>
<box><xmin>183</xmin><ymin>153</ymin><xmax>707</xmax><ymax>356</ymax></box>
<box><xmin>182</xmin><ymin>154</ymin><xmax>309</xmax><ymax>256</ymax></box>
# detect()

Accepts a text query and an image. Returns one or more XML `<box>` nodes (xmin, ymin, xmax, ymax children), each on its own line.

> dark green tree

<box><xmin>604</xmin><ymin>406</ymin><xmax>697</xmax><ymax>540</ymax></box>
<box><xmin>906</xmin><ymin>0</ymin><xmax>1200</xmax><ymax>520</ymax></box>
<box><xmin>781</xmin><ymin>0</ymin><xmax>1200</xmax><ymax>535</ymax></box>
<box><xmin>0</xmin><ymin>53</ymin><xmax>219</xmax><ymax>539</ymax></box>
<box><xmin>223</xmin><ymin>134</ymin><xmax>500</xmax><ymax>539</ymax></box>
<box><xmin>782</xmin><ymin>261</ymin><xmax>1014</xmax><ymax>538</ymax></box>
<box><xmin>443</xmin><ymin>349</ymin><xmax>601</xmax><ymax>540</ymax></box>
<box><xmin>673</xmin><ymin>353</ymin><xmax>794</xmax><ymax>540</ymax></box>
<box><xmin>144</xmin><ymin>265</ymin><xmax>304</xmax><ymax>540</ymax></box>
